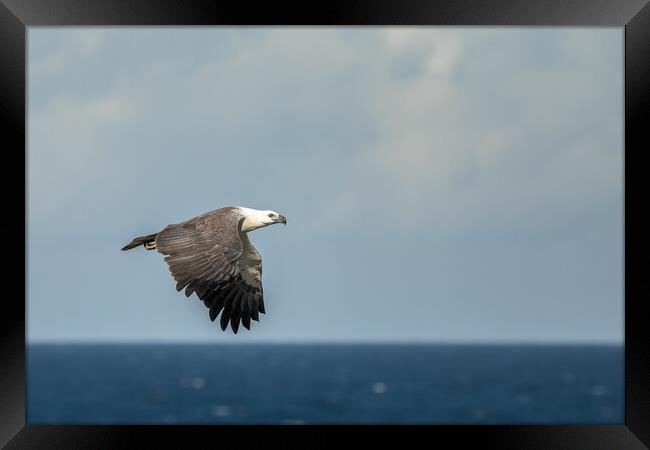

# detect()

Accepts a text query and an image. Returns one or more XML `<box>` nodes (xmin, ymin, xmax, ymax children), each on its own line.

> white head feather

<box><xmin>238</xmin><ymin>207</ymin><xmax>285</xmax><ymax>232</ymax></box>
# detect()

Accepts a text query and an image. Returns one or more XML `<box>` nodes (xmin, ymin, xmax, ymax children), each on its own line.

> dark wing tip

<box><xmin>194</xmin><ymin>276</ymin><xmax>265</xmax><ymax>333</ymax></box>
<box><xmin>241</xmin><ymin>313</ymin><xmax>251</xmax><ymax>330</ymax></box>
<box><xmin>220</xmin><ymin>307</ymin><xmax>231</xmax><ymax>331</ymax></box>
<box><xmin>230</xmin><ymin>299</ymin><xmax>243</xmax><ymax>334</ymax></box>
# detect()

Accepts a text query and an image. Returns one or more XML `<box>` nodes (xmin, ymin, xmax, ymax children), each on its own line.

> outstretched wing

<box><xmin>155</xmin><ymin>208</ymin><xmax>265</xmax><ymax>333</ymax></box>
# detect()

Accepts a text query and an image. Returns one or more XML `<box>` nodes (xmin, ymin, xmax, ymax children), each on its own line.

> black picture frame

<box><xmin>2</xmin><ymin>0</ymin><xmax>648</xmax><ymax>448</ymax></box>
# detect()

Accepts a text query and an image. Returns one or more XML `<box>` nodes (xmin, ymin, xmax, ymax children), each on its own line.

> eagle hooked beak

<box><xmin>277</xmin><ymin>214</ymin><xmax>287</xmax><ymax>225</ymax></box>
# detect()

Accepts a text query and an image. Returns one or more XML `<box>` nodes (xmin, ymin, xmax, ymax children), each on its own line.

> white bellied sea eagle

<box><xmin>121</xmin><ymin>206</ymin><xmax>287</xmax><ymax>334</ymax></box>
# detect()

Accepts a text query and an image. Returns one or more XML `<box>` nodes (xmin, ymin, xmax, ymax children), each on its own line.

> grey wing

<box><xmin>155</xmin><ymin>209</ymin><xmax>265</xmax><ymax>333</ymax></box>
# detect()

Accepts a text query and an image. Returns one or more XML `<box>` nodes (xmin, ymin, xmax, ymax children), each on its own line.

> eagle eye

<box><xmin>268</xmin><ymin>213</ymin><xmax>274</xmax><ymax>218</ymax></box>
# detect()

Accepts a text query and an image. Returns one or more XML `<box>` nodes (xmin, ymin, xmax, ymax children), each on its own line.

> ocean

<box><xmin>27</xmin><ymin>343</ymin><xmax>623</xmax><ymax>424</ymax></box>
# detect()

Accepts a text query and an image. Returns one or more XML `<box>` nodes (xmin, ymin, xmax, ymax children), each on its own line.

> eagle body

<box><xmin>122</xmin><ymin>206</ymin><xmax>286</xmax><ymax>333</ymax></box>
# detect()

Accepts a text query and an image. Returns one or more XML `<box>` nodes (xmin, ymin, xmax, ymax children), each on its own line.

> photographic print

<box><xmin>27</xmin><ymin>26</ymin><xmax>623</xmax><ymax>425</ymax></box>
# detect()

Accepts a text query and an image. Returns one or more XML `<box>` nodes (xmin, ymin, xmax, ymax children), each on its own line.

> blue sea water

<box><xmin>27</xmin><ymin>344</ymin><xmax>623</xmax><ymax>424</ymax></box>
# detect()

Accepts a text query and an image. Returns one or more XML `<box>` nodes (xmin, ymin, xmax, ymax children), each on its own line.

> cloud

<box><xmin>29</xmin><ymin>93</ymin><xmax>135</xmax><ymax>219</ymax></box>
<box><xmin>29</xmin><ymin>29</ymin><xmax>106</xmax><ymax>74</ymax></box>
<box><xmin>306</xmin><ymin>28</ymin><xmax>623</xmax><ymax>238</ymax></box>
<box><xmin>384</xmin><ymin>28</ymin><xmax>463</xmax><ymax>76</ymax></box>
<box><xmin>29</xmin><ymin>27</ymin><xmax>622</xmax><ymax>239</ymax></box>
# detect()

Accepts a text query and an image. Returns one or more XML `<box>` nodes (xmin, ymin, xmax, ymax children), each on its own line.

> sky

<box><xmin>27</xmin><ymin>27</ymin><xmax>623</xmax><ymax>343</ymax></box>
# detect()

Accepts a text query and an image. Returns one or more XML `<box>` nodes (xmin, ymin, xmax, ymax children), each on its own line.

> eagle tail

<box><xmin>121</xmin><ymin>233</ymin><xmax>158</xmax><ymax>251</ymax></box>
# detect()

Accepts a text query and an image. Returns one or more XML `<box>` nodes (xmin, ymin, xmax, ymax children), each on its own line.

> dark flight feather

<box><xmin>154</xmin><ymin>207</ymin><xmax>265</xmax><ymax>333</ymax></box>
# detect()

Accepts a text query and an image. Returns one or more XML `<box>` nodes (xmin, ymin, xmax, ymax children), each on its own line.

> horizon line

<box><xmin>26</xmin><ymin>339</ymin><xmax>625</xmax><ymax>346</ymax></box>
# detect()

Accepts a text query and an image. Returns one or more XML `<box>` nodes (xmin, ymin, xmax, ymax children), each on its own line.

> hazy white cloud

<box><xmin>385</xmin><ymin>28</ymin><xmax>463</xmax><ymax>76</ymax></box>
<box><xmin>306</xmin><ymin>28</ymin><xmax>622</xmax><ymax>237</ymax></box>
<box><xmin>29</xmin><ymin>28</ymin><xmax>622</xmax><ymax>239</ymax></box>
<box><xmin>29</xmin><ymin>94</ymin><xmax>135</xmax><ymax>218</ymax></box>
<box><xmin>72</xmin><ymin>29</ymin><xmax>106</xmax><ymax>54</ymax></box>
<box><xmin>29</xmin><ymin>29</ymin><xmax>106</xmax><ymax>74</ymax></box>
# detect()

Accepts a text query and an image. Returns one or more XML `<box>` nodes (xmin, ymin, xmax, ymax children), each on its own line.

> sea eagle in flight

<box><xmin>121</xmin><ymin>206</ymin><xmax>287</xmax><ymax>334</ymax></box>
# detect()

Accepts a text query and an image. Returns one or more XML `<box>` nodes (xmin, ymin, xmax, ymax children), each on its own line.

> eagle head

<box><xmin>239</xmin><ymin>207</ymin><xmax>287</xmax><ymax>232</ymax></box>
